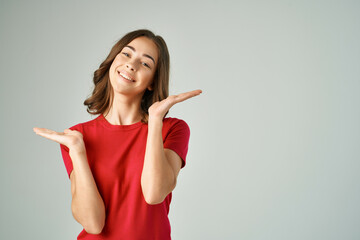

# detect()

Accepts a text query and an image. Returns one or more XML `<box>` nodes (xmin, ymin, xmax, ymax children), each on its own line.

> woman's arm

<box><xmin>33</xmin><ymin>127</ymin><xmax>106</xmax><ymax>234</ymax></box>
<box><xmin>141</xmin><ymin>90</ymin><xmax>202</xmax><ymax>205</ymax></box>
<box><xmin>141</xmin><ymin>119</ymin><xmax>182</xmax><ymax>205</ymax></box>
<box><xmin>69</xmin><ymin>148</ymin><xmax>106</xmax><ymax>234</ymax></box>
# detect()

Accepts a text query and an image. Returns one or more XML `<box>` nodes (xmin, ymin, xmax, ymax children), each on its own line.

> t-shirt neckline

<box><xmin>97</xmin><ymin>114</ymin><xmax>145</xmax><ymax>131</ymax></box>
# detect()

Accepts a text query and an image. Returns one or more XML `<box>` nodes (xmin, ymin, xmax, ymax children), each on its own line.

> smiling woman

<box><xmin>84</xmin><ymin>29</ymin><xmax>173</xmax><ymax>125</ymax></box>
<box><xmin>33</xmin><ymin>29</ymin><xmax>202</xmax><ymax>240</ymax></box>
<box><xmin>108</xmin><ymin>37</ymin><xmax>159</xmax><ymax>99</ymax></box>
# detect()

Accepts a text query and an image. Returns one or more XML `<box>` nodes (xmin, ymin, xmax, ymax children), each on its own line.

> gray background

<box><xmin>1</xmin><ymin>0</ymin><xmax>359</xmax><ymax>239</ymax></box>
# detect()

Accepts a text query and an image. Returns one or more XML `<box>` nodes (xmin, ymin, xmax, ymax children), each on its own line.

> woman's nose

<box><xmin>126</xmin><ymin>62</ymin><xmax>136</xmax><ymax>71</ymax></box>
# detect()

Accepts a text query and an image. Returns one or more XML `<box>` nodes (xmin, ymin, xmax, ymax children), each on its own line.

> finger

<box><xmin>33</xmin><ymin>127</ymin><xmax>57</xmax><ymax>135</ymax></box>
<box><xmin>174</xmin><ymin>89</ymin><xmax>202</xmax><ymax>103</ymax></box>
<box><xmin>33</xmin><ymin>127</ymin><xmax>64</xmax><ymax>144</ymax></box>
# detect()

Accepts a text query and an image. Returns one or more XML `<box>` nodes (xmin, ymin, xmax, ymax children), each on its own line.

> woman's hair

<box><xmin>83</xmin><ymin>29</ymin><xmax>170</xmax><ymax>124</ymax></box>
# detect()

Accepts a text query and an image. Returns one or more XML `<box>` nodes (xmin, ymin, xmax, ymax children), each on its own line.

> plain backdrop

<box><xmin>1</xmin><ymin>0</ymin><xmax>359</xmax><ymax>239</ymax></box>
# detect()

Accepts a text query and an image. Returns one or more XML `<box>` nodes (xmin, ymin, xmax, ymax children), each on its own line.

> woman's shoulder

<box><xmin>163</xmin><ymin>117</ymin><xmax>190</xmax><ymax>131</ymax></box>
<box><xmin>163</xmin><ymin>116</ymin><xmax>187</xmax><ymax>124</ymax></box>
<box><xmin>67</xmin><ymin>115</ymin><xmax>102</xmax><ymax>132</ymax></box>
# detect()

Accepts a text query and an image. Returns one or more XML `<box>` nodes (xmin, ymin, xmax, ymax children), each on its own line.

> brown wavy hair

<box><xmin>83</xmin><ymin>29</ymin><xmax>170</xmax><ymax>124</ymax></box>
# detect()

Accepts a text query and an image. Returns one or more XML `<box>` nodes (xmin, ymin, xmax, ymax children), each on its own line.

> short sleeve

<box><xmin>163</xmin><ymin>119</ymin><xmax>190</xmax><ymax>169</ymax></box>
<box><xmin>59</xmin><ymin>124</ymin><xmax>82</xmax><ymax>179</ymax></box>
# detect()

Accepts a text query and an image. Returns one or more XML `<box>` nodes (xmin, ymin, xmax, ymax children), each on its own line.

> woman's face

<box><xmin>109</xmin><ymin>36</ymin><xmax>159</xmax><ymax>97</ymax></box>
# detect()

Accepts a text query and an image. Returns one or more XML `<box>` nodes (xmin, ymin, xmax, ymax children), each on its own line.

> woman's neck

<box><xmin>104</xmin><ymin>93</ymin><xmax>143</xmax><ymax>125</ymax></box>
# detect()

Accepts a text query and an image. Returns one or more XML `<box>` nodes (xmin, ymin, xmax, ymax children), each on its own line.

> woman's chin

<box><xmin>113</xmin><ymin>86</ymin><xmax>145</xmax><ymax>97</ymax></box>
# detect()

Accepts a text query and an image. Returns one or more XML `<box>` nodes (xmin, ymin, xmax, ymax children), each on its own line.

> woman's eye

<box><xmin>142</xmin><ymin>62</ymin><xmax>150</xmax><ymax>68</ymax></box>
<box><xmin>122</xmin><ymin>52</ymin><xmax>129</xmax><ymax>57</ymax></box>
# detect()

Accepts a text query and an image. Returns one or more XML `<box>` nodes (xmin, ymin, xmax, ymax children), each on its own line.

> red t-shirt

<box><xmin>60</xmin><ymin>114</ymin><xmax>190</xmax><ymax>240</ymax></box>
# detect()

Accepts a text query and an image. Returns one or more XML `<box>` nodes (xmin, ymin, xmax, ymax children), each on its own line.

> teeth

<box><xmin>119</xmin><ymin>72</ymin><xmax>134</xmax><ymax>82</ymax></box>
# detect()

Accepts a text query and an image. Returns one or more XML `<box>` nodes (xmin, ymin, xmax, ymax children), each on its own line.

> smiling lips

<box><xmin>118</xmin><ymin>71</ymin><xmax>135</xmax><ymax>82</ymax></box>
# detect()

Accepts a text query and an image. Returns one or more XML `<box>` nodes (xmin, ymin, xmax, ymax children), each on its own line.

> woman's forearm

<box><xmin>141</xmin><ymin>118</ymin><xmax>175</xmax><ymax>205</ymax></box>
<box><xmin>69</xmin><ymin>149</ymin><xmax>106</xmax><ymax>234</ymax></box>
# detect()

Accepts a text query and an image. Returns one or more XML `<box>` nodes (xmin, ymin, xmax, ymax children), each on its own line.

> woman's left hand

<box><xmin>148</xmin><ymin>89</ymin><xmax>202</xmax><ymax>121</ymax></box>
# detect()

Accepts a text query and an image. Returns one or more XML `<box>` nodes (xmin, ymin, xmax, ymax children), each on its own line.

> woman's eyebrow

<box><xmin>124</xmin><ymin>45</ymin><xmax>155</xmax><ymax>65</ymax></box>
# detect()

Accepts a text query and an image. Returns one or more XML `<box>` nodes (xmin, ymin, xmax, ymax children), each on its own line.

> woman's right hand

<box><xmin>33</xmin><ymin>127</ymin><xmax>85</xmax><ymax>153</ymax></box>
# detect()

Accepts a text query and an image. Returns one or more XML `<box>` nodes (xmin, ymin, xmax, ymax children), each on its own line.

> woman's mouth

<box><xmin>118</xmin><ymin>71</ymin><xmax>135</xmax><ymax>82</ymax></box>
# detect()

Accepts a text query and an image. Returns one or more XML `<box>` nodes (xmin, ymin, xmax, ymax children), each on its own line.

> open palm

<box><xmin>148</xmin><ymin>89</ymin><xmax>202</xmax><ymax>120</ymax></box>
<box><xmin>33</xmin><ymin>127</ymin><xmax>85</xmax><ymax>151</ymax></box>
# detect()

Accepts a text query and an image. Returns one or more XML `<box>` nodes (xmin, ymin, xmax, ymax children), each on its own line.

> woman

<box><xmin>33</xmin><ymin>29</ymin><xmax>202</xmax><ymax>239</ymax></box>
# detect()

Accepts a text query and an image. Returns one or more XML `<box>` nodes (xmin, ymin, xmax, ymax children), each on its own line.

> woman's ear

<box><xmin>147</xmin><ymin>83</ymin><xmax>154</xmax><ymax>91</ymax></box>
